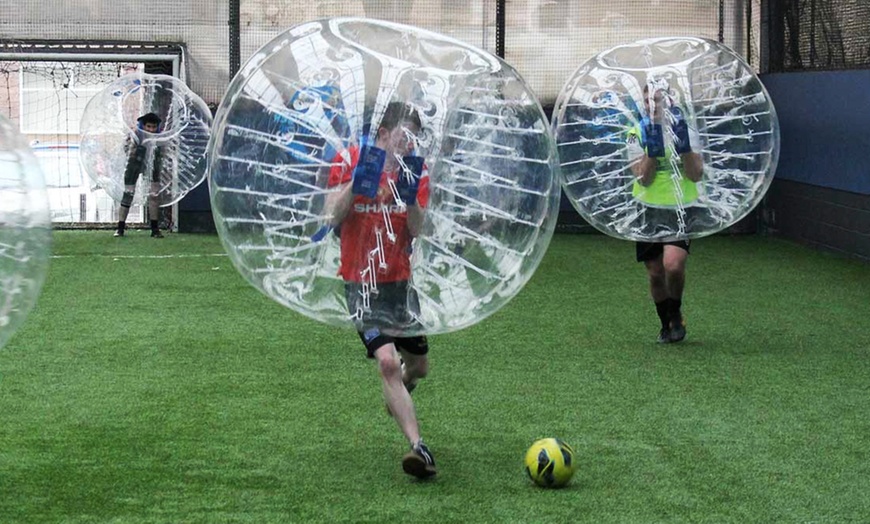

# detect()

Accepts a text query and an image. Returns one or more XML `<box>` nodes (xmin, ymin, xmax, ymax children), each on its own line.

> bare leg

<box><xmin>375</xmin><ymin>343</ymin><xmax>420</xmax><ymax>445</ymax></box>
<box><xmin>390</xmin><ymin>345</ymin><xmax>437</xmax><ymax>478</ymax></box>
<box><xmin>662</xmin><ymin>244</ymin><xmax>689</xmax><ymax>341</ymax></box>
<box><xmin>643</xmin><ymin>245</ymin><xmax>689</xmax><ymax>342</ymax></box>
<box><xmin>399</xmin><ymin>350</ymin><xmax>428</xmax><ymax>391</ymax></box>
<box><xmin>644</xmin><ymin>258</ymin><xmax>668</xmax><ymax>303</ymax></box>
<box><xmin>662</xmin><ymin>244</ymin><xmax>688</xmax><ymax>300</ymax></box>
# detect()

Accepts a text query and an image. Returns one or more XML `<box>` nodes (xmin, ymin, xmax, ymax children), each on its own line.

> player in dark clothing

<box><xmin>114</xmin><ymin>112</ymin><xmax>165</xmax><ymax>238</ymax></box>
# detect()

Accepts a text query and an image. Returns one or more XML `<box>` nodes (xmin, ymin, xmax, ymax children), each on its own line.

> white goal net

<box><xmin>0</xmin><ymin>59</ymin><xmax>146</xmax><ymax>225</ymax></box>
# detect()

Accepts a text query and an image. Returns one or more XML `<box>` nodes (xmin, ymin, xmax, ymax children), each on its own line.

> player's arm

<box><xmin>680</xmin><ymin>152</ymin><xmax>703</xmax><ymax>182</ymax></box>
<box><xmin>325</xmin><ymin>181</ymin><xmax>354</xmax><ymax>226</ymax></box>
<box><xmin>322</xmin><ymin>150</ymin><xmax>353</xmax><ymax>227</ymax></box>
<box><xmin>670</xmin><ymin>107</ymin><xmax>704</xmax><ymax>182</ymax></box>
<box><xmin>631</xmin><ymin>156</ymin><xmax>658</xmax><ymax>187</ymax></box>
<box><xmin>397</xmin><ymin>156</ymin><xmax>427</xmax><ymax>237</ymax></box>
<box><xmin>324</xmin><ymin>145</ymin><xmax>384</xmax><ymax>226</ymax></box>
<box><xmin>628</xmin><ymin>123</ymin><xmax>660</xmax><ymax>186</ymax></box>
<box><xmin>311</xmin><ymin>172</ymin><xmax>350</xmax><ymax>243</ymax></box>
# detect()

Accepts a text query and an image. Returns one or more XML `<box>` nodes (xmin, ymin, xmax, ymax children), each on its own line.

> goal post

<box><xmin>0</xmin><ymin>40</ymin><xmax>185</xmax><ymax>230</ymax></box>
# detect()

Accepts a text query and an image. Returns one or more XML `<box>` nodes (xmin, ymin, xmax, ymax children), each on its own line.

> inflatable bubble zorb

<box><xmin>0</xmin><ymin>114</ymin><xmax>51</xmax><ymax>350</ymax></box>
<box><xmin>80</xmin><ymin>73</ymin><xmax>212</xmax><ymax>208</ymax></box>
<box><xmin>553</xmin><ymin>37</ymin><xmax>780</xmax><ymax>241</ymax></box>
<box><xmin>209</xmin><ymin>18</ymin><xmax>560</xmax><ymax>336</ymax></box>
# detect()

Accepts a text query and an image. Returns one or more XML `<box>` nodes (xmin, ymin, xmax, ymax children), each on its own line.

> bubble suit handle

<box><xmin>208</xmin><ymin>18</ymin><xmax>560</xmax><ymax>336</ymax></box>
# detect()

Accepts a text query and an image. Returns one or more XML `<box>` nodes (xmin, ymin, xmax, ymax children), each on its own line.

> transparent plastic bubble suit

<box><xmin>80</xmin><ymin>73</ymin><xmax>212</xmax><ymax>208</ymax></box>
<box><xmin>553</xmin><ymin>37</ymin><xmax>780</xmax><ymax>241</ymax></box>
<box><xmin>209</xmin><ymin>18</ymin><xmax>560</xmax><ymax>336</ymax></box>
<box><xmin>0</xmin><ymin>114</ymin><xmax>51</xmax><ymax>350</ymax></box>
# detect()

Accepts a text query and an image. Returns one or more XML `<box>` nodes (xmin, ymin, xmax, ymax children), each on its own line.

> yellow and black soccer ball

<box><xmin>524</xmin><ymin>438</ymin><xmax>577</xmax><ymax>488</ymax></box>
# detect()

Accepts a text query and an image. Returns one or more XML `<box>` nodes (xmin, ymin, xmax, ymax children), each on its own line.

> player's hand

<box><xmin>351</xmin><ymin>145</ymin><xmax>386</xmax><ymax>198</ymax></box>
<box><xmin>642</xmin><ymin>117</ymin><xmax>665</xmax><ymax>158</ymax></box>
<box><xmin>669</xmin><ymin>106</ymin><xmax>692</xmax><ymax>154</ymax></box>
<box><xmin>396</xmin><ymin>155</ymin><xmax>423</xmax><ymax>206</ymax></box>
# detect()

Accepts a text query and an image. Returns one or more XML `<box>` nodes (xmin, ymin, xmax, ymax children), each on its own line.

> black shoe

<box><xmin>151</xmin><ymin>230</ymin><xmax>164</xmax><ymax>238</ymax></box>
<box><xmin>402</xmin><ymin>440</ymin><xmax>436</xmax><ymax>479</ymax></box>
<box><xmin>657</xmin><ymin>327</ymin><xmax>672</xmax><ymax>343</ymax></box>
<box><xmin>669</xmin><ymin>318</ymin><xmax>686</xmax><ymax>343</ymax></box>
<box><xmin>113</xmin><ymin>229</ymin><xmax>124</xmax><ymax>237</ymax></box>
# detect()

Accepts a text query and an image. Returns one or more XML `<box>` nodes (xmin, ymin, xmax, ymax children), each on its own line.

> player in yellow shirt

<box><xmin>628</xmin><ymin>83</ymin><xmax>704</xmax><ymax>343</ymax></box>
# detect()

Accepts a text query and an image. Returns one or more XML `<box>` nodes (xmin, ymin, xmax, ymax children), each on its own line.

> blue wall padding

<box><xmin>762</xmin><ymin>70</ymin><xmax>870</xmax><ymax>195</ymax></box>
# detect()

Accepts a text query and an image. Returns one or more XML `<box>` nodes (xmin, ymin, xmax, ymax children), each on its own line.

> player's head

<box><xmin>377</xmin><ymin>102</ymin><xmax>422</xmax><ymax>156</ymax></box>
<box><xmin>137</xmin><ymin>112</ymin><xmax>161</xmax><ymax>133</ymax></box>
<box><xmin>642</xmin><ymin>79</ymin><xmax>679</xmax><ymax>118</ymax></box>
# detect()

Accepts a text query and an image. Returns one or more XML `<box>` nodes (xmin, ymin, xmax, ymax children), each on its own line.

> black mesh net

<box><xmin>238</xmin><ymin>1</ymin><xmax>497</xmax><ymax>74</ymax></box>
<box><xmin>502</xmin><ymin>0</ymin><xmax>754</xmax><ymax>105</ymax></box>
<box><xmin>0</xmin><ymin>1</ymin><xmax>762</xmax><ymax>115</ymax></box>
<box><xmin>767</xmin><ymin>0</ymin><xmax>870</xmax><ymax>72</ymax></box>
<box><xmin>0</xmin><ymin>0</ymin><xmax>760</xmax><ymax>227</ymax></box>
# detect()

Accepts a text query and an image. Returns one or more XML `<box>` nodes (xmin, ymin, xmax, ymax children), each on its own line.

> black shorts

<box><xmin>345</xmin><ymin>280</ymin><xmax>429</xmax><ymax>359</ymax></box>
<box><xmin>356</xmin><ymin>329</ymin><xmax>429</xmax><ymax>359</ymax></box>
<box><xmin>636</xmin><ymin>240</ymin><xmax>691</xmax><ymax>262</ymax></box>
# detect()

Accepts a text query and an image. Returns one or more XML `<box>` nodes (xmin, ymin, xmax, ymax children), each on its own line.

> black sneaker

<box><xmin>669</xmin><ymin>318</ymin><xmax>686</xmax><ymax>343</ymax></box>
<box><xmin>113</xmin><ymin>229</ymin><xmax>124</xmax><ymax>237</ymax></box>
<box><xmin>151</xmin><ymin>230</ymin><xmax>164</xmax><ymax>238</ymax></box>
<box><xmin>657</xmin><ymin>327</ymin><xmax>672</xmax><ymax>344</ymax></box>
<box><xmin>402</xmin><ymin>440</ymin><xmax>436</xmax><ymax>479</ymax></box>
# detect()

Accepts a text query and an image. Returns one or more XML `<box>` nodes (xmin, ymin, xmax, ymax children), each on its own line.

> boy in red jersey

<box><xmin>324</xmin><ymin>102</ymin><xmax>435</xmax><ymax>479</ymax></box>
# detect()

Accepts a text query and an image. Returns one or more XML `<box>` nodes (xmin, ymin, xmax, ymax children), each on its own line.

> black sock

<box><xmin>669</xmin><ymin>298</ymin><xmax>683</xmax><ymax>324</ymax></box>
<box><xmin>117</xmin><ymin>221</ymin><xmax>125</xmax><ymax>231</ymax></box>
<box><xmin>655</xmin><ymin>299</ymin><xmax>672</xmax><ymax>328</ymax></box>
<box><xmin>150</xmin><ymin>220</ymin><xmax>159</xmax><ymax>231</ymax></box>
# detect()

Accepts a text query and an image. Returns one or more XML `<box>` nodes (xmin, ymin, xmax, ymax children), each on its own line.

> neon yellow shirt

<box><xmin>628</xmin><ymin>125</ymin><xmax>699</xmax><ymax>207</ymax></box>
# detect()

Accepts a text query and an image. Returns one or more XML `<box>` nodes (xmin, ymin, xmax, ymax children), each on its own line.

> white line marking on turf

<box><xmin>51</xmin><ymin>253</ymin><xmax>229</xmax><ymax>259</ymax></box>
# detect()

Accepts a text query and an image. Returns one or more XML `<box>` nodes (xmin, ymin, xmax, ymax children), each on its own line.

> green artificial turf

<box><xmin>1</xmin><ymin>231</ymin><xmax>868</xmax><ymax>523</ymax></box>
